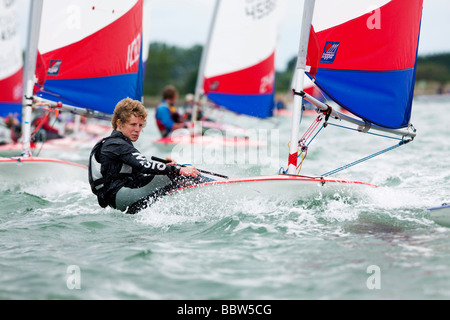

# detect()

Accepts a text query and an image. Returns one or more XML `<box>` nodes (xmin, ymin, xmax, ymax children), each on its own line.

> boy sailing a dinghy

<box><xmin>88</xmin><ymin>98</ymin><xmax>210</xmax><ymax>214</ymax></box>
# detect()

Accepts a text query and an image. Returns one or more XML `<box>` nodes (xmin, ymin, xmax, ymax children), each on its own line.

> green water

<box><xmin>1</xmin><ymin>98</ymin><xmax>449</xmax><ymax>300</ymax></box>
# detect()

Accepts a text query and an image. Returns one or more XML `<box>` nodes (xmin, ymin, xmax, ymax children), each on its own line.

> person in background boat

<box><xmin>155</xmin><ymin>85</ymin><xmax>187</xmax><ymax>137</ymax></box>
<box><xmin>5</xmin><ymin>113</ymin><xmax>22</xmax><ymax>143</ymax></box>
<box><xmin>183</xmin><ymin>93</ymin><xmax>214</xmax><ymax>122</ymax></box>
<box><xmin>31</xmin><ymin>111</ymin><xmax>63</xmax><ymax>142</ymax></box>
<box><xmin>182</xmin><ymin>93</ymin><xmax>196</xmax><ymax>121</ymax></box>
<box><xmin>89</xmin><ymin>97</ymin><xmax>210</xmax><ymax>214</ymax></box>
<box><xmin>275</xmin><ymin>94</ymin><xmax>286</xmax><ymax>110</ymax></box>
<box><xmin>437</xmin><ymin>83</ymin><xmax>448</xmax><ymax>95</ymax></box>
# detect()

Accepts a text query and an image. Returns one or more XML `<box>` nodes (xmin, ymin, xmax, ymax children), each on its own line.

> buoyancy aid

<box><xmin>88</xmin><ymin>131</ymin><xmax>180</xmax><ymax>208</ymax></box>
<box><xmin>155</xmin><ymin>101</ymin><xmax>183</xmax><ymax>137</ymax></box>
<box><xmin>88</xmin><ymin>136</ymin><xmax>111</xmax><ymax>207</ymax></box>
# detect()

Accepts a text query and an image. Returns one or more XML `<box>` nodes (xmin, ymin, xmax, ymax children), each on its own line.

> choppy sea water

<box><xmin>0</xmin><ymin>97</ymin><xmax>449</xmax><ymax>301</ymax></box>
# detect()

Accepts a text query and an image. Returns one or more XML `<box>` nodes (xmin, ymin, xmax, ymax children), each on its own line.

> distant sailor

<box><xmin>182</xmin><ymin>93</ymin><xmax>213</xmax><ymax>122</ymax></box>
<box><xmin>31</xmin><ymin>111</ymin><xmax>64</xmax><ymax>141</ymax></box>
<box><xmin>88</xmin><ymin>98</ymin><xmax>210</xmax><ymax>214</ymax></box>
<box><xmin>155</xmin><ymin>85</ymin><xmax>187</xmax><ymax>137</ymax></box>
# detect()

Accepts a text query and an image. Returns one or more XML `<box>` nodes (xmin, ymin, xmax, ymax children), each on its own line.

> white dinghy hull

<box><xmin>428</xmin><ymin>204</ymin><xmax>450</xmax><ymax>227</ymax></box>
<box><xmin>0</xmin><ymin>157</ymin><xmax>87</xmax><ymax>182</ymax></box>
<box><xmin>167</xmin><ymin>175</ymin><xmax>377</xmax><ymax>203</ymax></box>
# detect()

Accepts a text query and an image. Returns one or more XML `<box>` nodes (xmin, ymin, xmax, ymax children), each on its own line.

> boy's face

<box><xmin>117</xmin><ymin>115</ymin><xmax>144</xmax><ymax>142</ymax></box>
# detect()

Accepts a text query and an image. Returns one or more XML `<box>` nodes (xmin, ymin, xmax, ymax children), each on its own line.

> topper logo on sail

<box><xmin>126</xmin><ymin>34</ymin><xmax>141</xmax><ymax>70</ymax></box>
<box><xmin>320</xmin><ymin>41</ymin><xmax>340</xmax><ymax>64</ymax></box>
<box><xmin>209</xmin><ymin>81</ymin><xmax>220</xmax><ymax>91</ymax></box>
<box><xmin>47</xmin><ymin>60</ymin><xmax>62</xmax><ymax>75</ymax></box>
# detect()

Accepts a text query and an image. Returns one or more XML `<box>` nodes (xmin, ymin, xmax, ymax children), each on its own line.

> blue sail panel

<box><xmin>312</xmin><ymin>68</ymin><xmax>416</xmax><ymax>128</ymax></box>
<box><xmin>37</xmin><ymin>73</ymin><xmax>141</xmax><ymax>114</ymax></box>
<box><xmin>0</xmin><ymin>103</ymin><xmax>22</xmax><ymax>121</ymax></box>
<box><xmin>207</xmin><ymin>93</ymin><xmax>274</xmax><ymax>119</ymax></box>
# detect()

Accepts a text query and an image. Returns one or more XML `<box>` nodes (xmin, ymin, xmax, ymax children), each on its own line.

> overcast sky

<box><xmin>18</xmin><ymin>0</ymin><xmax>450</xmax><ymax>70</ymax></box>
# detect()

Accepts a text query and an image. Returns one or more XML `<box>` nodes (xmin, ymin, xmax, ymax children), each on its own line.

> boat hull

<box><xmin>0</xmin><ymin>157</ymin><xmax>88</xmax><ymax>182</ymax></box>
<box><xmin>167</xmin><ymin>174</ymin><xmax>377</xmax><ymax>202</ymax></box>
<box><xmin>428</xmin><ymin>204</ymin><xmax>450</xmax><ymax>227</ymax></box>
<box><xmin>0</xmin><ymin>140</ymin><xmax>78</xmax><ymax>157</ymax></box>
<box><xmin>0</xmin><ymin>134</ymin><xmax>103</xmax><ymax>157</ymax></box>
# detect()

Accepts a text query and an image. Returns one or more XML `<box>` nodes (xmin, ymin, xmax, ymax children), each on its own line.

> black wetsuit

<box><xmin>88</xmin><ymin>130</ymin><xmax>209</xmax><ymax>213</ymax></box>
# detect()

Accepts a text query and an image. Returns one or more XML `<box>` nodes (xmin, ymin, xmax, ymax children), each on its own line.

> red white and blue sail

<box><xmin>0</xmin><ymin>0</ymin><xmax>23</xmax><ymax>120</ymax></box>
<box><xmin>202</xmin><ymin>0</ymin><xmax>284</xmax><ymax>118</ymax></box>
<box><xmin>35</xmin><ymin>0</ymin><xmax>144</xmax><ymax>115</ymax></box>
<box><xmin>306</xmin><ymin>0</ymin><xmax>423</xmax><ymax>129</ymax></box>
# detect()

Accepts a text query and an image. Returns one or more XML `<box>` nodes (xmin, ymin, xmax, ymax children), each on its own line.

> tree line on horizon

<box><xmin>144</xmin><ymin>41</ymin><xmax>450</xmax><ymax>97</ymax></box>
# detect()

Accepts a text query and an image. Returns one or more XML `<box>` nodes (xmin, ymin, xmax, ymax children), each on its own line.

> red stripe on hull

<box><xmin>0</xmin><ymin>156</ymin><xmax>87</xmax><ymax>169</ymax></box>
<box><xmin>169</xmin><ymin>175</ymin><xmax>377</xmax><ymax>193</ymax></box>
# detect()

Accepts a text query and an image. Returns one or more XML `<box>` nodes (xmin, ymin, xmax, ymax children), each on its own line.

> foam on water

<box><xmin>134</xmin><ymin>181</ymin><xmax>384</xmax><ymax>241</ymax></box>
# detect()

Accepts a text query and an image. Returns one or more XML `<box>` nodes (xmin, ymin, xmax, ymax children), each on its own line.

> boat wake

<box><xmin>134</xmin><ymin>183</ymin><xmax>430</xmax><ymax>237</ymax></box>
<box><xmin>0</xmin><ymin>178</ymin><xmax>100</xmax><ymax>216</ymax></box>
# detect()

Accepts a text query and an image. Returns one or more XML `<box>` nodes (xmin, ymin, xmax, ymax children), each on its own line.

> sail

<box><xmin>306</xmin><ymin>0</ymin><xmax>423</xmax><ymax>129</ymax></box>
<box><xmin>0</xmin><ymin>0</ymin><xmax>23</xmax><ymax>120</ymax></box>
<box><xmin>202</xmin><ymin>0</ymin><xmax>284</xmax><ymax>118</ymax></box>
<box><xmin>35</xmin><ymin>0</ymin><xmax>144</xmax><ymax>115</ymax></box>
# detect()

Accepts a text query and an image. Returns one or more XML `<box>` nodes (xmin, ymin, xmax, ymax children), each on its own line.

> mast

<box><xmin>21</xmin><ymin>0</ymin><xmax>44</xmax><ymax>157</ymax></box>
<box><xmin>287</xmin><ymin>0</ymin><xmax>315</xmax><ymax>174</ymax></box>
<box><xmin>192</xmin><ymin>0</ymin><xmax>221</xmax><ymax>124</ymax></box>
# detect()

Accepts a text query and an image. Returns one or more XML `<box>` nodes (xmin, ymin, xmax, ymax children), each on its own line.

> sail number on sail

<box><xmin>245</xmin><ymin>0</ymin><xmax>277</xmax><ymax>20</ymax></box>
<box><xmin>126</xmin><ymin>33</ymin><xmax>141</xmax><ymax>70</ymax></box>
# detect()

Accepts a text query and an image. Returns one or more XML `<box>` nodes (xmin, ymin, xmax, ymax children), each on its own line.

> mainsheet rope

<box><xmin>321</xmin><ymin>139</ymin><xmax>411</xmax><ymax>177</ymax></box>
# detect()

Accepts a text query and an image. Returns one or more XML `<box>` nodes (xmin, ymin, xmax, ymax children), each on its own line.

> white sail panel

<box><xmin>312</xmin><ymin>0</ymin><xmax>390</xmax><ymax>32</ymax></box>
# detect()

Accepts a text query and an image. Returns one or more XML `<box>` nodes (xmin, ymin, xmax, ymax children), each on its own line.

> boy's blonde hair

<box><xmin>111</xmin><ymin>98</ymin><xmax>147</xmax><ymax>130</ymax></box>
